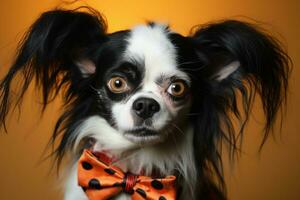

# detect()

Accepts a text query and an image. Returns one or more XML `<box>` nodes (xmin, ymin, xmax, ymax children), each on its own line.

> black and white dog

<box><xmin>0</xmin><ymin>7</ymin><xmax>290</xmax><ymax>200</ymax></box>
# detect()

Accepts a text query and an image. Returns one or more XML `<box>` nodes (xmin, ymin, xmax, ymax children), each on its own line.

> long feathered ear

<box><xmin>189</xmin><ymin>20</ymin><xmax>291</xmax><ymax>194</ymax></box>
<box><xmin>191</xmin><ymin>20</ymin><xmax>291</xmax><ymax>142</ymax></box>
<box><xmin>0</xmin><ymin>7</ymin><xmax>107</xmax><ymax>131</ymax></box>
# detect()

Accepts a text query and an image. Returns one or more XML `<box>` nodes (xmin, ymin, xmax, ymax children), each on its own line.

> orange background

<box><xmin>0</xmin><ymin>0</ymin><xmax>299</xmax><ymax>199</ymax></box>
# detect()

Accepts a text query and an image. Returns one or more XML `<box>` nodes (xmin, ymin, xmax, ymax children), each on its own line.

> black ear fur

<box><xmin>189</xmin><ymin>20</ymin><xmax>291</xmax><ymax>196</ymax></box>
<box><xmin>0</xmin><ymin>7</ymin><xmax>107</xmax><ymax>131</ymax></box>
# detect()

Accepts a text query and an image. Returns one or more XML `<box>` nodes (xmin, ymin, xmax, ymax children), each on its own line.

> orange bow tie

<box><xmin>78</xmin><ymin>149</ymin><xmax>177</xmax><ymax>200</ymax></box>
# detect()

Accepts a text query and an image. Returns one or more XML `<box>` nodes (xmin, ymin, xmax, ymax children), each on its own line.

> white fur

<box><xmin>65</xmin><ymin>163</ymin><xmax>88</xmax><ymax>200</ymax></box>
<box><xmin>112</xmin><ymin>24</ymin><xmax>191</xmax><ymax>138</ymax></box>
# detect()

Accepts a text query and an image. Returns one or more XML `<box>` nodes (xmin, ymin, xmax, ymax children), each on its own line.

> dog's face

<box><xmin>82</xmin><ymin>24</ymin><xmax>195</xmax><ymax>145</ymax></box>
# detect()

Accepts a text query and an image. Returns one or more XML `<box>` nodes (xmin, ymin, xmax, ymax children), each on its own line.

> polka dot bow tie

<box><xmin>78</xmin><ymin>149</ymin><xmax>177</xmax><ymax>200</ymax></box>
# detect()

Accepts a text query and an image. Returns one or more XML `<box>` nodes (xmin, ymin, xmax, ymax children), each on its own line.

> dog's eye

<box><xmin>107</xmin><ymin>77</ymin><xmax>130</xmax><ymax>93</ymax></box>
<box><xmin>167</xmin><ymin>81</ymin><xmax>187</xmax><ymax>98</ymax></box>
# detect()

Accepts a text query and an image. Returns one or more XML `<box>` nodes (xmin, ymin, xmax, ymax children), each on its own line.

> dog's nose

<box><xmin>132</xmin><ymin>98</ymin><xmax>160</xmax><ymax>119</ymax></box>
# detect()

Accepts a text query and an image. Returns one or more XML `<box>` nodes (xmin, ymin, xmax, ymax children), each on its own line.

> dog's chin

<box><xmin>123</xmin><ymin>127</ymin><xmax>166</xmax><ymax>145</ymax></box>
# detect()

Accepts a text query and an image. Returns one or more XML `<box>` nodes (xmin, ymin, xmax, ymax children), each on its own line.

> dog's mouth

<box><xmin>123</xmin><ymin>127</ymin><xmax>164</xmax><ymax>144</ymax></box>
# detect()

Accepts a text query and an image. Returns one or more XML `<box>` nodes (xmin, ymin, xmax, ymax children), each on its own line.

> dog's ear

<box><xmin>190</xmin><ymin>20</ymin><xmax>291</xmax><ymax>140</ymax></box>
<box><xmin>0</xmin><ymin>8</ymin><xmax>107</xmax><ymax>131</ymax></box>
<box><xmin>188</xmin><ymin>20</ymin><xmax>291</xmax><ymax>192</ymax></box>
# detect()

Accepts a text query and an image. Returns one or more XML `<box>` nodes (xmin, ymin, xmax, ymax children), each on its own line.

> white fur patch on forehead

<box><xmin>126</xmin><ymin>23</ymin><xmax>174</xmax><ymax>55</ymax></box>
<box><xmin>125</xmin><ymin>23</ymin><xmax>182</xmax><ymax>84</ymax></box>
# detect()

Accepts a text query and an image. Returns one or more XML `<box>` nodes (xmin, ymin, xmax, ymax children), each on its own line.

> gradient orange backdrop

<box><xmin>0</xmin><ymin>0</ymin><xmax>299</xmax><ymax>199</ymax></box>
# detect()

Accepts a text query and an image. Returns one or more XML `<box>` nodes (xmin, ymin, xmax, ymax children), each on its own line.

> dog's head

<box><xmin>0</xmin><ymin>7</ymin><xmax>290</xmax><ymax>197</ymax></box>
<box><xmin>81</xmin><ymin>24</ymin><xmax>196</xmax><ymax>145</ymax></box>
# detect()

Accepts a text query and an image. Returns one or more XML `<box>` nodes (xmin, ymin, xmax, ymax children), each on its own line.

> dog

<box><xmin>0</xmin><ymin>7</ymin><xmax>290</xmax><ymax>200</ymax></box>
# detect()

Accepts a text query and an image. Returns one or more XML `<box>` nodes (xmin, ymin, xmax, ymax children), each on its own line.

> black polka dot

<box><xmin>151</xmin><ymin>179</ymin><xmax>163</xmax><ymax>190</ymax></box>
<box><xmin>88</xmin><ymin>178</ymin><xmax>101</xmax><ymax>189</ymax></box>
<box><xmin>104</xmin><ymin>168</ymin><xmax>116</xmax><ymax>175</ymax></box>
<box><xmin>113</xmin><ymin>182</ymin><xmax>123</xmax><ymax>187</ymax></box>
<box><xmin>82</xmin><ymin>161</ymin><xmax>93</xmax><ymax>170</ymax></box>
<box><xmin>136</xmin><ymin>188</ymin><xmax>147</xmax><ymax>198</ymax></box>
<box><xmin>159</xmin><ymin>196</ymin><xmax>167</xmax><ymax>200</ymax></box>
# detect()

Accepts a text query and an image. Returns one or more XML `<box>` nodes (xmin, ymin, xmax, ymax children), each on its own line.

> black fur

<box><xmin>0</xmin><ymin>8</ymin><xmax>291</xmax><ymax>199</ymax></box>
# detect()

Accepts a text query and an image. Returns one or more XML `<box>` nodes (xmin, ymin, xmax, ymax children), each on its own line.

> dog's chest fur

<box><xmin>64</xmin><ymin>116</ymin><xmax>196</xmax><ymax>200</ymax></box>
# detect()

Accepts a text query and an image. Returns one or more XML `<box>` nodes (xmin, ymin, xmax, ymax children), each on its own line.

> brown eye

<box><xmin>167</xmin><ymin>81</ymin><xmax>187</xmax><ymax>97</ymax></box>
<box><xmin>107</xmin><ymin>77</ymin><xmax>130</xmax><ymax>93</ymax></box>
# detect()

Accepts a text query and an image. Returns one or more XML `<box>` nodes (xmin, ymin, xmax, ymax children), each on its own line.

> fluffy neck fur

<box><xmin>71</xmin><ymin>116</ymin><xmax>197</xmax><ymax>197</ymax></box>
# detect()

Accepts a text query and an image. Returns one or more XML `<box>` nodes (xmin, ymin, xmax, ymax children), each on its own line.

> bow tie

<box><xmin>78</xmin><ymin>149</ymin><xmax>177</xmax><ymax>200</ymax></box>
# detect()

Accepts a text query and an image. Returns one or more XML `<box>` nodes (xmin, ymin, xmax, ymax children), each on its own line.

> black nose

<box><xmin>132</xmin><ymin>98</ymin><xmax>160</xmax><ymax>119</ymax></box>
